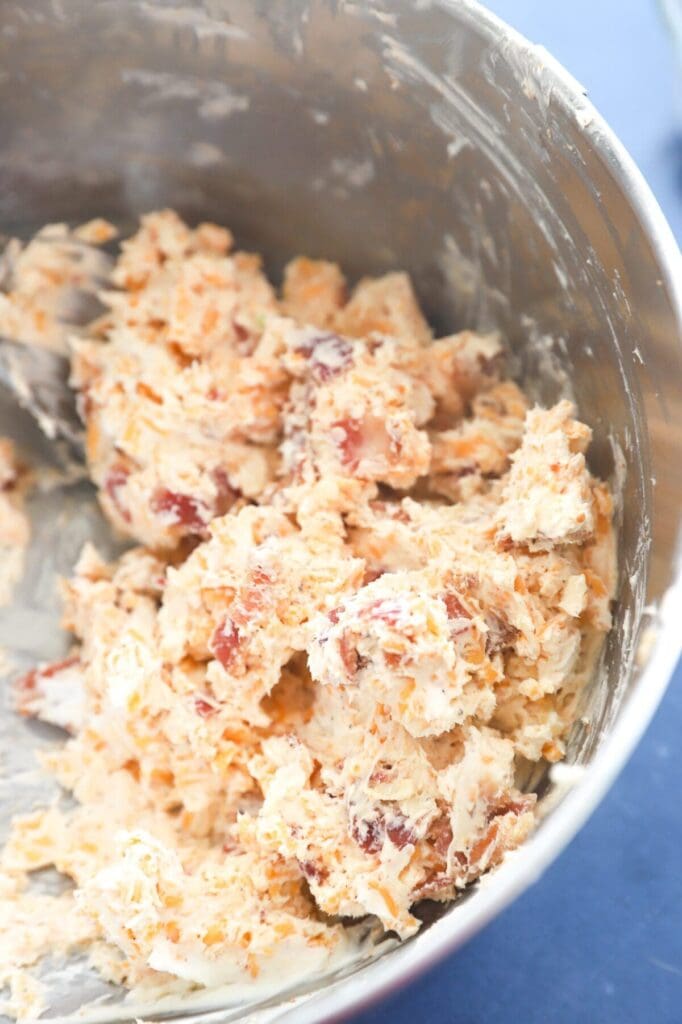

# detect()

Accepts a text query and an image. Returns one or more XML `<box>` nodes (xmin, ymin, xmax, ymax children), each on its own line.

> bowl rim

<box><xmin>10</xmin><ymin>3</ymin><xmax>679</xmax><ymax>1022</ymax></box>
<box><xmin>267</xmin><ymin>2</ymin><xmax>682</xmax><ymax>1021</ymax></box>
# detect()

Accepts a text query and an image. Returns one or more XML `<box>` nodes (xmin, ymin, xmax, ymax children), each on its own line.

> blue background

<box><xmin>354</xmin><ymin>2</ymin><xmax>682</xmax><ymax>1022</ymax></box>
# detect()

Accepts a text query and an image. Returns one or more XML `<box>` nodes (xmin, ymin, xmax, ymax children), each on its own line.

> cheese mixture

<box><xmin>0</xmin><ymin>211</ymin><xmax>615</xmax><ymax>1019</ymax></box>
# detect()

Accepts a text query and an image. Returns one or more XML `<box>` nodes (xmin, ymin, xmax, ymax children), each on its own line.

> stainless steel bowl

<box><xmin>0</xmin><ymin>1</ymin><xmax>680</xmax><ymax>1021</ymax></box>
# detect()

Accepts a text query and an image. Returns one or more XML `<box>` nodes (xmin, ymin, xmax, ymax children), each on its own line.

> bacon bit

<box><xmin>332</xmin><ymin>416</ymin><xmax>363</xmax><ymax>471</ymax></box>
<box><xmin>339</xmin><ymin>631</ymin><xmax>359</xmax><ymax>676</ymax></box>
<box><xmin>386</xmin><ymin>814</ymin><xmax>417</xmax><ymax>850</ymax></box>
<box><xmin>250</xmin><ymin>566</ymin><xmax>272</xmax><ymax>590</ymax></box>
<box><xmin>384</xmin><ymin>651</ymin><xmax>402</xmax><ymax>668</ymax></box>
<box><xmin>303</xmin><ymin>333</ymin><xmax>354</xmax><ymax>383</ymax></box>
<box><xmin>328</xmin><ymin>606</ymin><xmax>342</xmax><ymax>625</ymax></box>
<box><xmin>194</xmin><ymin>696</ymin><xmax>219</xmax><ymax>718</ymax></box>
<box><xmin>350</xmin><ymin>813</ymin><xmax>384</xmax><ymax>855</ymax></box>
<box><xmin>369</xmin><ymin>501</ymin><xmax>411</xmax><ymax>524</ymax></box>
<box><xmin>151</xmin><ymin>489</ymin><xmax>208</xmax><ymax>531</ymax></box>
<box><xmin>412</xmin><ymin>871</ymin><xmax>454</xmax><ymax>900</ymax></box>
<box><xmin>362</xmin><ymin>567</ymin><xmax>386</xmax><ymax>586</ymax></box>
<box><xmin>232</xmin><ymin>566</ymin><xmax>273</xmax><ymax>625</ymax></box>
<box><xmin>212</xmin><ymin>468</ymin><xmax>240</xmax><ymax>516</ymax></box>
<box><xmin>40</xmin><ymin>655</ymin><xmax>79</xmax><ymax>680</ymax></box>
<box><xmin>104</xmin><ymin>464</ymin><xmax>132</xmax><ymax>523</ymax></box>
<box><xmin>222</xmin><ymin>837</ymin><xmax>240</xmax><ymax>854</ymax></box>
<box><xmin>487</xmin><ymin>793</ymin><xmax>535</xmax><ymax>820</ymax></box>
<box><xmin>210</xmin><ymin>618</ymin><xmax>242</xmax><ymax>669</ymax></box>
<box><xmin>207</xmin><ymin>386</ymin><xmax>224</xmax><ymax>401</ymax></box>
<box><xmin>484</xmin><ymin>611</ymin><xmax>519</xmax><ymax>656</ymax></box>
<box><xmin>233</xmin><ymin>321</ymin><xmax>258</xmax><ymax>355</ymax></box>
<box><xmin>299</xmin><ymin>859</ymin><xmax>329</xmax><ymax>884</ymax></box>
<box><xmin>442</xmin><ymin>592</ymin><xmax>471</xmax><ymax>622</ymax></box>
<box><xmin>428</xmin><ymin>813</ymin><xmax>453</xmax><ymax>858</ymax></box>
<box><xmin>233</xmin><ymin>321</ymin><xmax>250</xmax><ymax>343</ymax></box>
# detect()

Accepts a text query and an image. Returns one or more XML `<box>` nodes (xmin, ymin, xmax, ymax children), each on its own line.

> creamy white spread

<box><xmin>0</xmin><ymin>211</ymin><xmax>616</xmax><ymax>1020</ymax></box>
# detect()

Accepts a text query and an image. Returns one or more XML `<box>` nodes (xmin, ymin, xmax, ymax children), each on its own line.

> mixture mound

<box><xmin>0</xmin><ymin>211</ymin><xmax>615</xmax><ymax>1020</ymax></box>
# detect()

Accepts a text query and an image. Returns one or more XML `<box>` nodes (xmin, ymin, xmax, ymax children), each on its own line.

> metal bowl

<box><xmin>0</xmin><ymin>1</ymin><xmax>680</xmax><ymax>1021</ymax></box>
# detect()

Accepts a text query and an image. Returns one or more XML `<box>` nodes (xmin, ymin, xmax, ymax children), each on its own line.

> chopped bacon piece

<box><xmin>151</xmin><ymin>489</ymin><xmax>209</xmax><ymax>531</ymax></box>
<box><xmin>37</xmin><ymin>655</ymin><xmax>80</xmax><ymax>679</ymax></box>
<box><xmin>368</xmin><ymin>501</ymin><xmax>411</xmax><ymax>524</ymax></box>
<box><xmin>332</xmin><ymin>417</ymin><xmax>363</xmax><ymax>471</ymax></box>
<box><xmin>339</xmin><ymin>631</ymin><xmax>359</xmax><ymax>676</ymax></box>
<box><xmin>194</xmin><ymin>696</ymin><xmax>219</xmax><ymax>718</ymax></box>
<box><xmin>350</xmin><ymin>813</ymin><xmax>384</xmax><ymax>856</ymax></box>
<box><xmin>487</xmin><ymin>793</ymin><xmax>535</xmax><ymax>820</ymax></box>
<box><xmin>428</xmin><ymin>812</ymin><xmax>453</xmax><ymax>858</ymax></box>
<box><xmin>349</xmin><ymin>805</ymin><xmax>417</xmax><ymax>856</ymax></box>
<box><xmin>212</xmin><ymin>468</ymin><xmax>240</xmax><ymax>517</ymax></box>
<box><xmin>442</xmin><ymin>592</ymin><xmax>471</xmax><ymax>622</ymax></box>
<box><xmin>210</xmin><ymin>618</ymin><xmax>242</xmax><ymax>670</ymax></box>
<box><xmin>298</xmin><ymin>859</ymin><xmax>329</xmax><ymax>884</ymax></box>
<box><xmin>386</xmin><ymin>814</ymin><xmax>417</xmax><ymax>850</ymax></box>
<box><xmin>233</xmin><ymin>566</ymin><xmax>273</xmax><ymax>625</ymax></box>
<box><xmin>300</xmin><ymin>333</ymin><xmax>354</xmax><ymax>383</ymax></box>
<box><xmin>362</xmin><ymin>567</ymin><xmax>386</xmax><ymax>586</ymax></box>
<box><xmin>233</xmin><ymin>320</ymin><xmax>259</xmax><ymax>355</ymax></box>
<box><xmin>442</xmin><ymin>592</ymin><xmax>474</xmax><ymax>640</ymax></box>
<box><xmin>484</xmin><ymin>610</ymin><xmax>519</xmax><ymax>656</ymax></box>
<box><xmin>412</xmin><ymin>871</ymin><xmax>455</xmax><ymax>900</ymax></box>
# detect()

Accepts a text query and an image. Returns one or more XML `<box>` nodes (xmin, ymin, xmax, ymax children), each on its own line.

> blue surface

<box><xmin>353</xmin><ymin>3</ymin><xmax>682</xmax><ymax>1022</ymax></box>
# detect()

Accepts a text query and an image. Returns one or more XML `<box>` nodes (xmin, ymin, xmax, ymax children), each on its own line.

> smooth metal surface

<box><xmin>0</xmin><ymin>1</ymin><xmax>680</xmax><ymax>1021</ymax></box>
<box><xmin>0</xmin><ymin>339</ymin><xmax>84</xmax><ymax>456</ymax></box>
